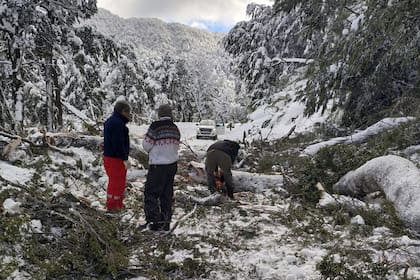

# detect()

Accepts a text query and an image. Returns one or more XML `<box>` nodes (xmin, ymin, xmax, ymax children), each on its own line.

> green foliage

<box><xmin>317</xmin><ymin>254</ymin><xmax>370</xmax><ymax>280</ymax></box>
<box><xmin>300</xmin><ymin>0</ymin><xmax>420</xmax><ymax>127</ymax></box>
<box><xmin>317</xmin><ymin>248</ymin><xmax>413</xmax><ymax>280</ymax></box>
<box><xmin>293</xmin><ymin>120</ymin><xmax>419</xmax><ymax>197</ymax></box>
<box><xmin>181</xmin><ymin>258</ymin><xmax>208</xmax><ymax>278</ymax></box>
<box><xmin>228</xmin><ymin>0</ymin><xmax>420</xmax><ymax>127</ymax></box>
<box><xmin>22</xmin><ymin>212</ymin><xmax>129</xmax><ymax>278</ymax></box>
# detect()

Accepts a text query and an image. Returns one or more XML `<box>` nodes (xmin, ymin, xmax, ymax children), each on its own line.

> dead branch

<box><xmin>280</xmin><ymin>125</ymin><xmax>297</xmax><ymax>142</ymax></box>
<box><xmin>164</xmin><ymin>204</ymin><xmax>198</xmax><ymax>236</ymax></box>
<box><xmin>49</xmin><ymin>210</ymin><xmax>79</xmax><ymax>225</ymax></box>
<box><xmin>186</xmin><ymin>193</ymin><xmax>224</xmax><ymax>206</ymax></box>
<box><xmin>71</xmin><ymin>209</ymin><xmax>108</xmax><ymax>247</ymax></box>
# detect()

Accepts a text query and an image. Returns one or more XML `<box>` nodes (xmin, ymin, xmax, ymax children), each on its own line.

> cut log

<box><xmin>334</xmin><ymin>155</ymin><xmax>420</xmax><ymax>232</ymax></box>
<box><xmin>188</xmin><ymin>161</ymin><xmax>287</xmax><ymax>196</ymax></box>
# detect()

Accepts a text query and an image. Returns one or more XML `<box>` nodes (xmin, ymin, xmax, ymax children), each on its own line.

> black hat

<box><xmin>158</xmin><ymin>104</ymin><xmax>173</xmax><ymax>119</ymax></box>
<box><xmin>114</xmin><ymin>100</ymin><xmax>131</xmax><ymax>114</ymax></box>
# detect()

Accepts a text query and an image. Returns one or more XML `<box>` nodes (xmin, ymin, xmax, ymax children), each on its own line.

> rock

<box><xmin>3</xmin><ymin>198</ymin><xmax>22</xmax><ymax>215</ymax></box>
<box><xmin>318</xmin><ymin>192</ymin><xmax>337</xmax><ymax>207</ymax></box>
<box><xmin>334</xmin><ymin>155</ymin><xmax>420</xmax><ymax>232</ymax></box>
<box><xmin>30</xmin><ymin>220</ymin><xmax>43</xmax><ymax>233</ymax></box>
<box><xmin>351</xmin><ymin>215</ymin><xmax>365</xmax><ymax>225</ymax></box>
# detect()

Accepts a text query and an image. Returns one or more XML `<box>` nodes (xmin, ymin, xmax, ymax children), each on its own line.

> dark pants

<box><xmin>205</xmin><ymin>149</ymin><xmax>234</xmax><ymax>198</ymax></box>
<box><xmin>144</xmin><ymin>163</ymin><xmax>177</xmax><ymax>227</ymax></box>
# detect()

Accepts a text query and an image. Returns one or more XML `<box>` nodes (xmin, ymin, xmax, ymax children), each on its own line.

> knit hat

<box><xmin>114</xmin><ymin>100</ymin><xmax>131</xmax><ymax>114</ymax></box>
<box><xmin>158</xmin><ymin>104</ymin><xmax>173</xmax><ymax>119</ymax></box>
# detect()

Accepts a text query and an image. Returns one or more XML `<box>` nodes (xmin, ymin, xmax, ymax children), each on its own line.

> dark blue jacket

<box><xmin>103</xmin><ymin>113</ymin><xmax>130</xmax><ymax>160</ymax></box>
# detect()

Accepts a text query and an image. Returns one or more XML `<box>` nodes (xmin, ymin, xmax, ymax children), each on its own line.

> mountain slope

<box><xmin>86</xmin><ymin>9</ymin><xmax>224</xmax><ymax>61</ymax></box>
<box><xmin>85</xmin><ymin>9</ymin><xmax>241</xmax><ymax>123</ymax></box>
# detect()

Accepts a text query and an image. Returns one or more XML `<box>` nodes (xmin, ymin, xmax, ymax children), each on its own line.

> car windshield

<box><xmin>200</xmin><ymin>120</ymin><xmax>215</xmax><ymax>126</ymax></box>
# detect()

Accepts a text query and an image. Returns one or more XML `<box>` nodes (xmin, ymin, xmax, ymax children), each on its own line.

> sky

<box><xmin>96</xmin><ymin>0</ymin><xmax>273</xmax><ymax>32</ymax></box>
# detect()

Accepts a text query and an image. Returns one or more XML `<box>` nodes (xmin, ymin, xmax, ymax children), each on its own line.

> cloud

<box><xmin>189</xmin><ymin>21</ymin><xmax>208</xmax><ymax>30</ymax></box>
<box><xmin>97</xmin><ymin>0</ymin><xmax>273</xmax><ymax>31</ymax></box>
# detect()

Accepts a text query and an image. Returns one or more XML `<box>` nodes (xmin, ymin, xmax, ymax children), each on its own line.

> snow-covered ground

<box><xmin>227</xmin><ymin>80</ymin><xmax>329</xmax><ymax>143</ymax></box>
<box><xmin>2</xmin><ymin>117</ymin><xmax>420</xmax><ymax>279</ymax></box>
<box><xmin>0</xmin><ymin>161</ymin><xmax>34</xmax><ymax>185</ymax></box>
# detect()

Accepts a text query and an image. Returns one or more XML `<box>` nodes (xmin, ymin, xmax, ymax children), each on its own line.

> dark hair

<box><xmin>114</xmin><ymin>100</ymin><xmax>131</xmax><ymax>114</ymax></box>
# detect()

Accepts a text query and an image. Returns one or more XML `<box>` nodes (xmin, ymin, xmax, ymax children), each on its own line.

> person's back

<box><xmin>142</xmin><ymin>104</ymin><xmax>181</xmax><ymax>231</ymax></box>
<box><xmin>143</xmin><ymin>117</ymin><xmax>180</xmax><ymax>165</ymax></box>
<box><xmin>206</xmin><ymin>140</ymin><xmax>240</xmax><ymax>199</ymax></box>
<box><xmin>103</xmin><ymin>100</ymin><xmax>131</xmax><ymax>212</ymax></box>
<box><xmin>104</xmin><ymin>113</ymin><xmax>130</xmax><ymax>160</ymax></box>
<box><xmin>207</xmin><ymin>140</ymin><xmax>240</xmax><ymax>163</ymax></box>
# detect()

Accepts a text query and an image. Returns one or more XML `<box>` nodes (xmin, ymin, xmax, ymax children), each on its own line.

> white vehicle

<box><xmin>196</xmin><ymin>120</ymin><xmax>218</xmax><ymax>140</ymax></box>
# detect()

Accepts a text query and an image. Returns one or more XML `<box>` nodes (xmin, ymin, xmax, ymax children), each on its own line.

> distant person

<box><xmin>103</xmin><ymin>100</ymin><xmax>131</xmax><ymax>212</ymax></box>
<box><xmin>143</xmin><ymin>104</ymin><xmax>181</xmax><ymax>231</ymax></box>
<box><xmin>205</xmin><ymin>140</ymin><xmax>240</xmax><ymax>200</ymax></box>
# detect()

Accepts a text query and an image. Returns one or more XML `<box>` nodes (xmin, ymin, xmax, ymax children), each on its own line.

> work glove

<box><xmin>123</xmin><ymin>160</ymin><xmax>131</xmax><ymax>170</ymax></box>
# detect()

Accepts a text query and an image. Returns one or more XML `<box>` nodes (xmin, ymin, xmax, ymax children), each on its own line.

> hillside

<box><xmin>86</xmin><ymin>9</ymin><xmax>224</xmax><ymax>62</ymax></box>
<box><xmin>224</xmin><ymin>1</ymin><xmax>420</xmax><ymax>130</ymax></box>
<box><xmin>84</xmin><ymin>9</ymin><xmax>240</xmax><ymax>123</ymax></box>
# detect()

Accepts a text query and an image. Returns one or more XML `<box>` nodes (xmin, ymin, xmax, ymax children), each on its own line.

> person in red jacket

<box><xmin>103</xmin><ymin>100</ymin><xmax>131</xmax><ymax>212</ymax></box>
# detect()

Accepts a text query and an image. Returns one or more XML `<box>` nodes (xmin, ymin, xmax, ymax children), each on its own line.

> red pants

<box><xmin>104</xmin><ymin>157</ymin><xmax>127</xmax><ymax>210</ymax></box>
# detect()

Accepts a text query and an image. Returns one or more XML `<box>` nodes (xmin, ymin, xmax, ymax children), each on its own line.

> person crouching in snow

<box><xmin>205</xmin><ymin>140</ymin><xmax>240</xmax><ymax>200</ymax></box>
<box><xmin>103</xmin><ymin>100</ymin><xmax>131</xmax><ymax>212</ymax></box>
<box><xmin>143</xmin><ymin>104</ymin><xmax>181</xmax><ymax>231</ymax></box>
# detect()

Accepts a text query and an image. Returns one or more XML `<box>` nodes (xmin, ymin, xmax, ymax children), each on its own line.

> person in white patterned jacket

<box><xmin>142</xmin><ymin>104</ymin><xmax>181</xmax><ymax>231</ymax></box>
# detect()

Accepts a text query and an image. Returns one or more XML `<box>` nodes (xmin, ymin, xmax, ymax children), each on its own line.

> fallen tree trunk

<box><xmin>28</xmin><ymin>133</ymin><xmax>148</xmax><ymax>164</ymax></box>
<box><xmin>334</xmin><ymin>155</ymin><xmax>420</xmax><ymax>232</ymax></box>
<box><xmin>188</xmin><ymin>161</ymin><xmax>287</xmax><ymax>195</ymax></box>
<box><xmin>0</xmin><ymin>130</ymin><xmax>74</xmax><ymax>156</ymax></box>
<box><xmin>303</xmin><ymin>117</ymin><xmax>415</xmax><ymax>156</ymax></box>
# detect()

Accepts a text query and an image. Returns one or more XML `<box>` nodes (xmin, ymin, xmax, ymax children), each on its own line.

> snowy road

<box><xmin>129</xmin><ymin>122</ymin><xmax>241</xmax><ymax>156</ymax></box>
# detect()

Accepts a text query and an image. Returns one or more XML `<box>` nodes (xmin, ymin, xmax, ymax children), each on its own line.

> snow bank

<box><xmin>226</xmin><ymin>80</ymin><xmax>330</xmax><ymax>142</ymax></box>
<box><xmin>3</xmin><ymin>198</ymin><xmax>22</xmax><ymax>215</ymax></box>
<box><xmin>304</xmin><ymin>117</ymin><xmax>415</xmax><ymax>155</ymax></box>
<box><xmin>334</xmin><ymin>155</ymin><xmax>420</xmax><ymax>232</ymax></box>
<box><xmin>0</xmin><ymin>161</ymin><xmax>34</xmax><ymax>185</ymax></box>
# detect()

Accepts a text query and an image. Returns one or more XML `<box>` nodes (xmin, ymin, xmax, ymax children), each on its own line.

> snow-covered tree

<box><xmin>0</xmin><ymin>0</ymin><xmax>98</xmax><ymax>131</ymax></box>
<box><xmin>225</xmin><ymin>0</ymin><xmax>420</xmax><ymax>128</ymax></box>
<box><xmin>33</xmin><ymin>0</ymin><xmax>97</xmax><ymax>130</ymax></box>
